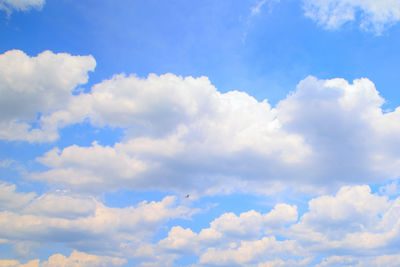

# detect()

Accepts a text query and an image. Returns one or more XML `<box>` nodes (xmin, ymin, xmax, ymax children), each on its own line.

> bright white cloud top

<box><xmin>2</xmin><ymin>0</ymin><xmax>400</xmax><ymax>266</ymax></box>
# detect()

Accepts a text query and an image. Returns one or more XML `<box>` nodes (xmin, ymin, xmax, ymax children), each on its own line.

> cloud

<box><xmin>251</xmin><ymin>0</ymin><xmax>268</xmax><ymax>16</ymax></box>
<box><xmin>250</xmin><ymin>0</ymin><xmax>280</xmax><ymax>17</ymax></box>
<box><xmin>302</xmin><ymin>0</ymin><xmax>400</xmax><ymax>33</ymax></box>
<box><xmin>156</xmin><ymin>184</ymin><xmax>400</xmax><ymax>266</ymax></box>
<box><xmin>29</xmin><ymin>72</ymin><xmax>310</xmax><ymax>194</ymax></box>
<box><xmin>25</xmin><ymin>73</ymin><xmax>400</xmax><ymax>196</ymax></box>
<box><xmin>39</xmin><ymin>250</ymin><xmax>126</xmax><ymax>267</ymax></box>
<box><xmin>0</xmin><ymin>50</ymin><xmax>95</xmax><ymax>142</ymax></box>
<box><xmin>2</xmin><ymin>183</ymin><xmax>400</xmax><ymax>266</ymax></box>
<box><xmin>315</xmin><ymin>254</ymin><xmax>400</xmax><ymax>267</ymax></box>
<box><xmin>0</xmin><ymin>184</ymin><xmax>191</xmax><ymax>256</ymax></box>
<box><xmin>0</xmin><ymin>0</ymin><xmax>45</xmax><ymax>14</ymax></box>
<box><xmin>0</xmin><ymin>250</ymin><xmax>126</xmax><ymax>267</ymax></box>
<box><xmin>158</xmin><ymin>204</ymin><xmax>299</xmax><ymax>258</ymax></box>
<box><xmin>289</xmin><ymin>185</ymin><xmax>391</xmax><ymax>246</ymax></box>
<box><xmin>198</xmin><ymin>237</ymin><xmax>303</xmax><ymax>266</ymax></box>
<box><xmin>0</xmin><ymin>183</ymin><xmax>35</xmax><ymax>210</ymax></box>
<box><xmin>4</xmin><ymin>49</ymin><xmax>400</xmax><ymax>195</ymax></box>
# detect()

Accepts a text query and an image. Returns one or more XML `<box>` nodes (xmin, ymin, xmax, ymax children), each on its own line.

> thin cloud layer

<box><xmin>303</xmin><ymin>0</ymin><xmax>400</xmax><ymax>33</ymax></box>
<box><xmin>0</xmin><ymin>0</ymin><xmax>45</xmax><ymax>13</ymax></box>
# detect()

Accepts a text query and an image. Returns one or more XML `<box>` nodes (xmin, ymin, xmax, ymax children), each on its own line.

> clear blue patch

<box><xmin>56</xmin><ymin>121</ymin><xmax>124</xmax><ymax>148</ymax></box>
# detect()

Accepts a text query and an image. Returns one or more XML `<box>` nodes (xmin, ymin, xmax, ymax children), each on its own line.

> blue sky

<box><xmin>2</xmin><ymin>0</ymin><xmax>400</xmax><ymax>266</ymax></box>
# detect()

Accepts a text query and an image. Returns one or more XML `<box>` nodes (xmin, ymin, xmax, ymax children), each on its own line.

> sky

<box><xmin>2</xmin><ymin>0</ymin><xmax>400</xmax><ymax>266</ymax></box>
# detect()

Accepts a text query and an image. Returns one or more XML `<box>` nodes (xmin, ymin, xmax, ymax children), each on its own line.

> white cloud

<box><xmin>258</xmin><ymin>257</ymin><xmax>313</xmax><ymax>267</ymax></box>
<box><xmin>198</xmin><ymin>237</ymin><xmax>304</xmax><ymax>266</ymax></box>
<box><xmin>0</xmin><ymin>50</ymin><xmax>95</xmax><ymax>142</ymax></box>
<box><xmin>159</xmin><ymin>204</ymin><xmax>298</xmax><ymax>258</ymax></box>
<box><xmin>2</xmin><ymin>184</ymin><xmax>400</xmax><ymax>265</ymax></box>
<box><xmin>39</xmin><ymin>250</ymin><xmax>126</xmax><ymax>267</ymax></box>
<box><xmin>25</xmin><ymin>74</ymin><xmax>400</xmax><ymax>196</ymax></box>
<box><xmin>4</xmin><ymin>49</ymin><xmax>400</xmax><ymax>196</ymax></box>
<box><xmin>251</xmin><ymin>0</ymin><xmax>268</xmax><ymax>16</ymax></box>
<box><xmin>31</xmin><ymin>142</ymin><xmax>148</xmax><ymax>192</ymax></box>
<box><xmin>154</xmin><ymin>184</ymin><xmax>400</xmax><ymax>266</ymax></box>
<box><xmin>302</xmin><ymin>0</ymin><xmax>400</xmax><ymax>33</ymax></box>
<box><xmin>0</xmin><ymin>184</ymin><xmax>190</xmax><ymax>257</ymax></box>
<box><xmin>315</xmin><ymin>256</ymin><xmax>357</xmax><ymax>267</ymax></box>
<box><xmin>29</xmin><ymin>72</ymin><xmax>310</xmax><ymax>194</ymax></box>
<box><xmin>0</xmin><ymin>0</ymin><xmax>44</xmax><ymax>13</ymax></box>
<box><xmin>287</xmin><ymin>184</ymin><xmax>400</xmax><ymax>255</ymax></box>
<box><xmin>316</xmin><ymin>254</ymin><xmax>400</xmax><ymax>267</ymax></box>
<box><xmin>277</xmin><ymin>76</ymin><xmax>400</xmax><ymax>185</ymax></box>
<box><xmin>0</xmin><ymin>250</ymin><xmax>126</xmax><ymax>267</ymax></box>
<box><xmin>292</xmin><ymin>185</ymin><xmax>389</xmax><ymax>237</ymax></box>
<box><xmin>0</xmin><ymin>183</ymin><xmax>35</xmax><ymax>210</ymax></box>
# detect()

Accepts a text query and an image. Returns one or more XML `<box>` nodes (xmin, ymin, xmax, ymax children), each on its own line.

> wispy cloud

<box><xmin>303</xmin><ymin>0</ymin><xmax>400</xmax><ymax>34</ymax></box>
<box><xmin>0</xmin><ymin>0</ymin><xmax>45</xmax><ymax>15</ymax></box>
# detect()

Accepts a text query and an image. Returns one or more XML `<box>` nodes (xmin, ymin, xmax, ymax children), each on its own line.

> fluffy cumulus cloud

<box><xmin>24</xmin><ymin>72</ymin><xmax>400</xmax><ymax>195</ymax></box>
<box><xmin>302</xmin><ymin>0</ymin><xmax>400</xmax><ymax>33</ymax></box>
<box><xmin>4</xmin><ymin>49</ymin><xmax>400</xmax><ymax>194</ymax></box>
<box><xmin>157</xmin><ymin>204</ymin><xmax>301</xmax><ymax>266</ymax></box>
<box><xmin>0</xmin><ymin>50</ymin><xmax>95</xmax><ymax>142</ymax></box>
<box><xmin>153</xmin><ymin>184</ymin><xmax>400</xmax><ymax>266</ymax></box>
<box><xmin>29</xmin><ymin>72</ymin><xmax>311</xmax><ymax>194</ymax></box>
<box><xmin>0</xmin><ymin>0</ymin><xmax>45</xmax><ymax>13</ymax></box>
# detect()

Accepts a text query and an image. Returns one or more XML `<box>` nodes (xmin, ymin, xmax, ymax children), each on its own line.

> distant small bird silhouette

<box><xmin>185</xmin><ymin>194</ymin><xmax>190</xmax><ymax>198</ymax></box>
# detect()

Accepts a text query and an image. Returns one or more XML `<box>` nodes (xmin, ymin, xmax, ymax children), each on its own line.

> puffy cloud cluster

<box><xmin>0</xmin><ymin>0</ymin><xmax>44</xmax><ymax>14</ymax></box>
<box><xmin>0</xmin><ymin>183</ymin><xmax>190</xmax><ymax>257</ymax></box>
<box><xmin>2</xmin><ymin>182</ymin><xmax>400</xmax><ymax>266</ymax></box>
<box><xmin>303</xmin><ymin>0</ymin><xmax>400</xmax><ymax>33</ymax></box>
<box><xmin>0</xmin><ymin>50</ymin><xmax>95</xmax><ymax>142</ymax></box>
<box><xmin>154</xmin><ymin>184</ymin><xmax>400</xmax><ymax>266</ymax></box>
<box><xmin>157</xmin><ymin>204</ymin><xmax>300</xmax><ymax>265</ymax></box>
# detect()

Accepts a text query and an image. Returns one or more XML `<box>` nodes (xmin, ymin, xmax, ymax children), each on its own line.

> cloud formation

<box><xmin>156</xmin><ymin>184</ymin><xmax>400</xmax><ymax>266</ymax></box>
<box><xmin>1</xmin><ymin>182</ymin><xmax>400</xmax><ymax>266</ymax></box>
<box><xmin>0</xmin><ymin>250</ymin><xmax>126</xmax><ymax>267</ymax></box>
<box><xmin>3</xmin><ymin>49</ymin><xmax>400</xmax><ymax>195</ymax></box>
<box><xmin>3</xmin><ymin>49</ymin><xmax>400</xmax><ymax>265</ymax></box>
<box><xmin>0</xmin><ymin>0</ymin><xmax>45</xmax><ymax>13</ymax></box>
<box><xmin>303</xmin><ymin>0</ymin><xmax>400</xmax><ymax>33</ymax></box>
<box><xmin>0</xmin><ymin>183</ymin><xmax>190</xmax><ymax>257</ymax></box>
<box><xmin>0</xmin><ymin>50</ymin><xmax>95</xmax><ymax>142</ymax></box>
<box><xmin>22</xmin><ymin>71</ymin><xmax>400</xmax><ymax>195</ymax></box>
